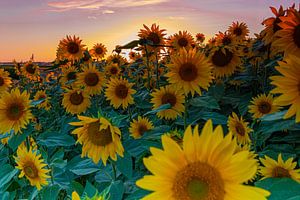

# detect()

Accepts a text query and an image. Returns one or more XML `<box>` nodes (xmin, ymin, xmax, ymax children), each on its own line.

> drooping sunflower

<box><xmin>76</xmin><ymin>64</ymin><xmax>105</xmax><ymax>95</ymax></box>
<box><xmin>69</xmin><ymin>115</ymin><xmax>124</xmax><ymax>165</ymax></box>
<box><xmin>166</xmin><ymin>48</ymin><xmax>213</xmax><ymax>96</ymax></box>
<box><xmin>60</xmin><ymin>65</ymin><xmax>78</xmax><ymax>87</ymax></box>
<box><xmin>0</xmin><ymin>68</ymin><xmax>12</xmax><ymax>93</ymax></box>
<box><xmin>105</xmin><ymin>63</ymin><xmax>121</xmax><ymax>77</ymax></box>
<box><xmin>273</xmin><ymin>8</ymin><xmax>300</xmax><ymax>56</ymax></box>
<box><xmin>138</xmin><ymin>23</ymin><xmax>166</xmax><ymax>51</ymax></box>
<box><xmin>209</xmin><ymin>47</ymin><xmax>242</xmax><ymax>78</ymax></box>
<box><xmin>248</xmin><ymin>93</ymin><xmax>280</xmax><ymax>119</ymax></box>
<box><xmin>260</xmin><ymin>153</ymin><xmax>300</xmax><ymax>182</ymax></box>
<box><xmin>129</xmin><ymin>116</ymin><xmax>154</xmax><ymax>139</ymax></box>
<box><xmin>228</xmin><ymin>112</ymin><xmax>252</xmax><ymax>145</ymax></box>
<box><xmin>106</xmin><ymin>54</ymin><xmax>127</xmax><ymax>66</ymax></box>
<box><xmin>168</xmin><ymin>31</ymin><xmax>194</xmax><ymax>52</ymax></box>
<box><xmin>62</xmin><ymin>89</ymin><xmax>91</xmax><ymax>115</ymax></box>
<box><xmin>270</xmin><ymin>54</ymin><xmax>300</xmax><ymax>122</ymax></box>
<box><xmin>89</xmin><ymin>43</ymin><xmax>107</xmax><ymax>59</ymax></box>
<box><xmin>59</xmin><ymin>35</ymin><xmax>85</xmax><ymax>61</ymax></box>
<box><xmin>228</xmin><ymin>21</ymin><xmax>250</xmax><ymax>40</ymax></box>
<box><xmin>21</xmin><ymin>61</ymin><xmax>39</xmax><ymax>80</ymax></box>
<box><xmin>33</xmin><ymin>90</ymin><xmax>51</xmax><ymax>111</ymax></box>
<box><xmin>136</xmin><ymin>120</ymin><xmax>270</xmax><ymax>200</ymax></box>
<box><xmin>105</xmin><ymin>77</ymin><xmax>136</xmax><ymax>109</ymax></box>
<box><xmin>14</xmin><ymin>146</ymin><xmax>50</xmax><ymax>190</ymax></box>
<box><xmin>0</xmin><ymin>88</ymin><xmax>33</xmax><ymax>134</ymax></box>
<box><xmin>151</xmin><ymin>85</ymin><xmax>185</xmax><ymax>120</ymax></box>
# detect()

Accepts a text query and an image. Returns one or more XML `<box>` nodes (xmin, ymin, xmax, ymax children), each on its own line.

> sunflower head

<box><xmin>168</xmin><ymin>31</ymin><xmax>194</xmax><ymax>52</ymax></box>
<box><xmin>138</xmin><ymin>23</ymin><xmax>166</xmax><ymax>51</ymax></box>
<box><xmin>0</xmin><ymin>68</ymin><xmax>12</xmax><ymax>93</ymax></box>
<box><xmin>129</xmin><ymin>116</ymin><xmax>154</xmax><ymax>139</ymax></box>
<box><xmin>106</xmin><ymin>54</ymin><xmax>127</xmax><ymax>67</ymax></box>
<box><xmin>105</xmin><ymin>63</ymin><xmax>120</xmax><ymax>77</ymax></box>
<box><xmin>59</xmin><ymin>35</ymin><xmax>85</xmax><ymax>60</ymax></box>
<box><xmin>62</xmin><ymin>88</ymin><xmax>91</xmax><ymax>114</ymax></box>
<box><xmin>228</xmin><ymin>112</ymin><xmax>252</xmax><ymax>145</ymax></box>
<box><xmin>196</xmin><ymin>33</ymin><xmax>205</xmax><ymax>43</ymax></box>
<box><xmin>228</xmin><ymin>21</ymin><xmax>249</xmax><ymax>40</ymax></box>
<box><xmin>21</xmin><ymin>61</ymin><xmax>39</xmax><ymax>80</ymax></box>
<box><xmin>90</xmin><ymin>43</ymin><xmax>107</xmax><ymax>59</ymax></box>
<box><xmin>34</xmin><ymin>90</ymin><xmax>51</xmax><ymax>110</ymax></box>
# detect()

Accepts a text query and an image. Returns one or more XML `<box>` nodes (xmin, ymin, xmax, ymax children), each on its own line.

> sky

<box><xmin>0</xmin><ymin>0</ymin><xmax>298</xmax><ymax>62</ymax></box>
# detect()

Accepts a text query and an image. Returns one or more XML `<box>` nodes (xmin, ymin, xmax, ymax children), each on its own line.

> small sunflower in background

<box><xmin>151</xmin><ymin>85</ymin><xmax>185</xmax><ymax>120</ymax></box>
<box><xmin>128</xmin><ymin>51</ymin><xmax>141</xmax><ymax>62</ymax></box>
<box><xmin>0</xmin><ymin>88</ymin><xmax>33</xmax><ymax>134</ymax></box>
<box><xmin>248</xmin><ymin>93</ymin><xmax>279</xmax><ymax>119</ymax></box>
<box><xmin>270</xmin><ymin>54</ymin><xmax>300</xmax><ymax>122</ymax></box>
<box><xmin>228</xmin><ymin>112</ymin><xmax>252</xmax><ymax>145</ymax></box>
<box><xmin>69</xmin><ymin>115</ymin><xmax>124</xmax><ymax>165</ymax></box>
<box><xmin>19</xmin><ymin>136</ymin><xmax>38</xmax><ymax>150</ymax></box>
<box><xmin>106</xmin><ymin>54</ymin><xmax>127</xmax><ymax>67</ymax></box>
<box><xmin>105</xmin><ymin>63</ymin><xmax>120</xmax><ymax>77</ymax></box>
<box><xmin>215</xmin><ymin>31</ymin><xmax>238</xmax><ymax>48</ymax></box>
<box><xmin>129</xmin><ymin>116</ymin><xmax>154</xmax><ymax>139</ymax></box>
<box><xmin>34</xmin><ymin>90</ymin><xmax>51</xmax><ymax>111</ymax></box>
<box><xmin>21</xmin><ymin>61</ymin><xmax>39</xmax><ymax>80</ymax></box>
<box><xmin>0</xmin><ymin>68</ymin><xmax>12</xmax><ymax>93</ymax></box>
<box><xmin>167</xmin><ymin>48</ymin><xmax>213</xmax><ymax>96</ymax></box>
<box><xmin>62</xmin><ymin>88</ymin><xmax>91</xmax><ymax>115</ymax></box>
<box><xmin>59</xmin><ymin>35</ymin><xmax>85</xmax><ymax>61</ymax></box>
<box><xmin>260</xmin><ymin>153</ymin><xmax>300</xmax><ymax>182</ymax></box>
<box><xmin>136</xmin><ymin>120</ymin><xmax>270</xmax><ymax>200</ymax></box>
<box><xmin>60</xmin><ymin>65</ymin><xmax>78</xmax><ymax>87</ymax></box>
<box><xmin>168</xmin><ymin>30</ymin><xmax>194</xmax><ymax>52</ymax></box>
<box><xmin>228</xmin><ymin>21</ymin><xmax>250</xmax><ymax>40</ymax></box>
<box><xmin>105</xmin><ymin>77</ymin><xmax>136</xmax><ymax>109</ymax></box>
<box><xmin>76</xmin><ymin>64</ymin><xmax>105</xmax><ymax>95</ymax></box>
<box><xmin>138</xmin><ymin>23</ymin><xmax>166</xmax><ymax>51</ymax></box>
<box><xmin>14</xmin><ymin>146</ymin><xmax>50</xmax><ymax>190</ymax></box>
<box><xmin>195</xmin><ymin>33</ymin><xmax>205</xmax><ymax>43</ymax></box>
<box><xmin>89</xmin><ymin>43</ymin><xmax>107</xmax><ymax>60</ymax></box>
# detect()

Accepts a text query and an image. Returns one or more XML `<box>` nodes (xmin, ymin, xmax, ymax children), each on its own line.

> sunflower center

<box><xmin>0</xmin><ymin>77</ymin><xmax>4</xmax><ymax>86</ymax></box>
<box><xmin>95</xmin><ymin>47</ymin><xmax>103</xmax><ymax>55</ymax></box>
<box><xmin>82</xmin><ymin>54</ymin><xmax>90</xmax><ymax>62</ymax></box>
<box><xmin>258</xmin><ymin>102</ymin><xmax>271</xmax><ymax>114</ymax></box>
<box><xmin>235</xmin><ymin>123</ymin><xmax>245</xmax><ymax>136</ymax></box>
<box><xmin>138</xmin><ymin>124</ymin><xmax>149</xmax><ymax>136</ymax></box>
<box><xmin>293</xmin><ymin>25</ymin><xmax>300</xmax><ymax>48</ymax></box>
<box><xmin>110</xmin><ymin>67</ymin><xmax>118</xmax><ymax>75</ymax></box>
<box><xmin>67</xmin><ymin>42</ymin><xmax>80</xmax><ymax>54</ymax></box>
<box><xmin>67</xmin><ymin>71</ymin><xmax>77</xmax><ymax>81</ymax></box>
<box><xmin>115</xmin><ymin>84</ymin><xmax>128</xmax><ymax>99</ymax></box>
<box><xmin>178</xmin><ymin>37</ymin><xmax>189</xmax><ymax>47</ymax></box>
<box><xmin>24</xmin><ymin>163</ymin><xmax>38</xmax><ymax>178</ymax></box>
<box><xmin>272</xmin><ymin>166</ymin><xmax>291</xmax><ymax>178</ymax></box>
<box><xmin>222</xmin><ymin>37</ymin><xmax>231</xmax><ymax>45</ymax></box>
<box><xmin>172</xmin><ymin>162</ymin><xmax>225</xmax><ymax>200</ymax></box>
<box><xmin>70</xmin><ymin>92</ymin><xmax>84</xmax><ymax>105</ymax></box>
<box><xmin>272</xmin><ymin>17</ymin><xmax>282</xmax><ymax>33</ymax></box>
<box><xmin>179</xmin><ymin>63</ymin><xmax>198</xmax><ymax>81</ymax></box>
<box><xmin>39</xmin><ymin>95</ymin><xmax>46</xmax><ymax>100</ymax></box>
<box><xmin>7</xmin><ymin>102</ymin><xmax>24</xmax><ymax>120</ymax></box>
<box><xmin>233</xmin><ymin>27</ymin><xmax>242</xmax><ymax>36</ymax></box>
<box><xmin>88</xmin><ymin>121</ymin><xmax>113</xmax><ymax>146</ymax></box>
<box><xmin>26</xmin><ymin>64</ymin><xmax>36</xmax><ymax>74</ymax></box>
<box><xmin>161</xmin><ymin>92</ymin><xmax>177</xmax><ymax>107</ymax></box>
<box><xmin>84</xmin><ymin>72</ymin><xmax>99</xmax><ymax>86</ymax></box>
<box><xmin>211</xmin><ymin>49</ymin><xmax>233</xmax><ymax>67</ymax></box>
<box><xmin>112</xmin><ymin>57</ymin><xmax>120</xmax><ymax>64</ymax></box>
<box><xmin>147</xmin><ymin>32</ymin><xmax>161</xmax><ymax>45</ymax></box>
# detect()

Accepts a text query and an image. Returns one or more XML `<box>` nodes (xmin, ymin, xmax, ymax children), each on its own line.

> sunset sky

<box><xmin>0</xmin><ymin>0</ymin><xmax>297</xmax><ymax>62</ymax></box>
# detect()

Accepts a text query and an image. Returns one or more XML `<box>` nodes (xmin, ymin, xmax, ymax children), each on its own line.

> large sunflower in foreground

<box><xmin>62</xmin><ymin>89</ymin><xmax>91</xmax><ymax>114</ymax></box>
<box><xmin>76</xmin><ymin>64</ymin><xmax>105</xmax><ymax>95</ymax></box>
<box><xmin>138</xmin><ymin>23</ymin><xmax>166</xmax><ymax>51</ymax></box>
<box><xmin>136</xmin><ymin>120</ymin><xmax>270</xmax><ymax>200</ymax></box>
<box><xmin>69</xmin><ymin>115</ymin><xmax>124</xmax><ymax>165</ymax></box>
<box><xmin>228</xmin><ymin>21</ymin><xmax>249</xmax><ymax>40</ymax></box>
<box><xmin>129</xmin><ymin>116</ymin><xmax>154</xmax><ymax>139</ymax></box>
<box><xmin>21</xmin><ymin>61</ymin><xmax>39</xmax><ymax>80</ymax></box>
<box><xmin>59</xmin><ymin>35</ymin><xmax>85</xmax><ymax>60</ymax></box>
<box><xmin>270</xmin><ymin>55</ymin><xmax>300</xmax><ymax>122</ymax></box>
<box><xmin>105</xmin><ymin>77</ymin><xmax>136</xmax><ymax>109</ymax></box>
<box><xmin>89</xmin><ymin>43</ymin><xmax>107</xmax><ymax>59</ymax></box>
<box><xmin>14</xmin><ymin>146</ymin><xmax>50</xmax><ymax>190</ymax></box>
<box><xmin>228</xmin><ymin>112</ymin><xmax>252</xmax><ymax>145</ymax></box>
<box><xmin>168</xmin><ymin>31</ymin><xmax>194</xmax><ymax>52</ymax></box>
<box><xmin>166</xmin><ymin>48</ymin><xmax>213</xmax><ymax>96</ymax></box>
<box><xmin>0</xmin><ymin>68</ymin><xmax>12</xmax><ymax>93</ymax></box>
<box><xmin>248</xmin><ymin>93</ymin><xmax>279</xmax><ymax>119</ymax></box>
<box><xmin>260</xmin><ymin>153</ymin><xmax>300</xmax><ymax>182</ymax></box>
<box><xmin>151</xmin><ymin>85</ymin><xmax>185</xmax><ymax>120</ymax></box>
<box><xmin>60</xmin><ymin>65</ymin><xmax>78</xmax><ymax>87</ymax></box>
<box><xmin>0</xmin><ymin>88</ymin><xmax>33</xmax><ymax>134</ymax></box>
<box><xmin>34</xmin><ymin>90</ymin><xmax>51</xmax><ymax>111</ymax></box>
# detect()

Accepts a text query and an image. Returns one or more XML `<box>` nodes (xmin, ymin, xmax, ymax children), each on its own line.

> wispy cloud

<box><xmin>103</xmin><ymin>10</ymin><xmax>115</xmax><ymax>14</ymax></box>
<box><xmin>168</xmin><ymin>16</ymin><xmax>185</xmax><ymax>20</ymax></box>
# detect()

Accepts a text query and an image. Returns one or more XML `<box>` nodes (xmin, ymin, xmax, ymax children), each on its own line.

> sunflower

<box><xmin>62</xmin><ymin>89</ymin><xmax>91</xmax><ymax>115</ymax></box>
<box><xmin>195</xmin><ymin>33</ymin><xmax>205</xmax><ymax>43</ymax></box>
<box><xmin>0</xmin><ymin>68</ymin><xmax>12</xmax><ymax>93</ymax></box>
<box><xmin>215</xmin><ymin>31</ymin><xmax>238</xmax><ymax>48</ymax></box>
<box><xmin>136</xmin><ymin>120</ymin><xmax>270</xmax><ymax>200</ymax></box>
<box><xmin>69</xmin><ymin>115</ymin><xmax>124</xmax><ymax>165</ymax></box>
<box><xmin>248</xmin><ymin>93</ymin><xmax>280</xmax><ymax>119</ymax></box>
<box><xmin>60</xmin><ymin>65</ymin><xmax>78</xmax><ymax>87</ymax></box>
<box><xmin>138</xmin><ymin>23</ymin><xmax>166</xmax><ymax>51</ymax></box>
<box><xmin>0</xmin><ymin>88</ymin><xmax>33</xmax><ymax>134</ymax></box>
<box><xmin>105</xmin><ymin>77</ymin><xmax>136</xmax><ymax>109</ymax></box>
<box><xmin>228</xmin><ymin>112</ymin><xmax>252</xmax><ymax>145</ymax></box>
<box><xmin>106</xmin><ymin>54</ymin><xmax>127</xmax><ymax>66</ymax></box>
<box><xmin>260</xmin><ymin>153</ymin><xmax>300</xmax><ymax>182</ymax></box>
<box><xmin>90</xmin><ymin>43</ymin><xmax>107</xmax><ymax>59</ymax></box>
<box><xmin>59</xmin><ymin>35</ymin><xmax>85</xmax><ymax>60</ymax></box>
<box><xmin>76</xmin><ymin>64</ymin><xmax>105</xmax><ymax>95</ymax></box>
<box><xmin>21</xmin><ymin>61</ymin><xmax>39</xmax><ymax>80</ymax></box>
<box><xmin>273</xmin><ymin>8</ymin><xmax>300</xmax><ymax>56</ymax></box>
<box><xmin>105</xmin><ymin>63</ymin><xmax>121</xmax><ymax>77</ymax></box>
<box><xmin>14</xmin><ymin>146</ymin><xmax>50</xmax><ymax>190</ymax></box>
<box><xmin>209</xmin><ymin>47</ymin><xmax>242</xmax><ymax>78</ymax></box>
<box><xmin>151</xmin><ymin>85</ymin><xmax>185</xmax><ymax>120</ymax></box>
<box><xmin>270</xmin><ymin>54</ymin><xmax>300</xmax><ymax>122</ymax></box>
<box><xmin>168</xmin><ymin>31</ymin><xmax>194</xmax><ymax>52</ymax></box>
<box><xmin>166</xmin><ymin>48</ymin><xmax>213</xmax><ymax>96</ymax></box>
<box><xmin>129</xmin><ymin>116</ymin><xmax>154</xmax><ymax>139</ymax></box>
<box><xmin>19</xmin><ymin>136</ymin><xmax>38</xmax><ymax>150</ymax></box>
<box><xmin>129</xmin><ymin>51</ymin><xmax>142</xmax><ymax>62</ymax></box>
<box><xmin>34</xmin><ymin>90</ymin><xmax>51</xmax><ymax>111</ymax></box>
<box><xmin>228</xmin><ymin>21</ymin><xmax>249</xmax><ymax>40</ymax></box>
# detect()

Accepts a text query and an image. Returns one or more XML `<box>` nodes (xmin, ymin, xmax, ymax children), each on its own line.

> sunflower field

<box><xmin>1</xmin><ymin>4</ymin><xmax>300</xmax><ymax>200</ymax></box>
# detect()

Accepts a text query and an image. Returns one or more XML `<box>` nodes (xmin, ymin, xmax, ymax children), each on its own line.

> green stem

<box><xmin>111</xmin><ymin>161</ymin><xmax>117</xmax><ymax>180</ymax></box>
<box><xmin>155</xmin><ymin>52</ymin><xmax>159</xmax><ymax>89</ymax></box>
<box><xmin>144</xmin><ymin>45</ymin><xmax>151</xmax><ymax>90</ymax></box>
<box><xmin>184</xmin><ymin>96</ymin><xmax>188</xmax><ymax>130</ymax></box>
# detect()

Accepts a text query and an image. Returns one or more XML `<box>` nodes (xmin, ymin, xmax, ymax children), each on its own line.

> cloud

<box><xmin>168</xmin><ymin>16</ymin><xmax>185</xmax><ymax>20</ymax></box>
<box><xmin>102</xmin><ymin>10</ymin><xmax>115</xmax><ymax>14</ymax></box>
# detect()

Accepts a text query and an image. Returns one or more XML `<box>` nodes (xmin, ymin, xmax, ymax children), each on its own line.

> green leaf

<box><xmin>0</xmin><ymin>165</ymin><xmax>18</xmax><ymax>188</ymax></box>
<box><xmin>83</xmin><ymin>181</ymin><xmax>97</xmax><ymax>198</ymax></box>
<box><xmin>116</xmin><ymin>152</ymin><xmax>133</xmax><ymax>178</ymax></box>
<box><xmin>143</xmin><ymin>104</ymin><xmax>171</xmax><ymax>116</ymax></box>
<box><xmin>189</xmin><ymin>96</ymin><xmax>220</xmax><ymax>110</ymax></box>
<box><xmin>260</xmin><ymin>110</ymin><xmax>287</xmax><ymax>121</ymax></box>
<box><xmin>109</xmin><ymin>181</ymin><xmax>124</xmax><ymax>200</ymax></box>
<box><xmin>37</xmin><ymin>131</ymin><xmax>75</xmax><ymax>147</ymax></box>
<box><xmin>8</xmin><ymin>129</ymin><xmax>31</xmax><ymax>151</ymax></box>
<box><xmin>141</xmin><ymin>125</ymin><xmax>171</xmax><ymax>140</ymax></box>
<box><xmin>67</xmin><ymin>156</ymin><xmax>100</xmax><ymax>175</ymax></box>
<box><xmin>40</xmin><ymin>185</ymin><xmax>60</xmax><ymax>200</ymax></box>
<box><xmin>30</xmin><ymin>98</ymin><xmax>46</xmax><ymax>106</ymax></box>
